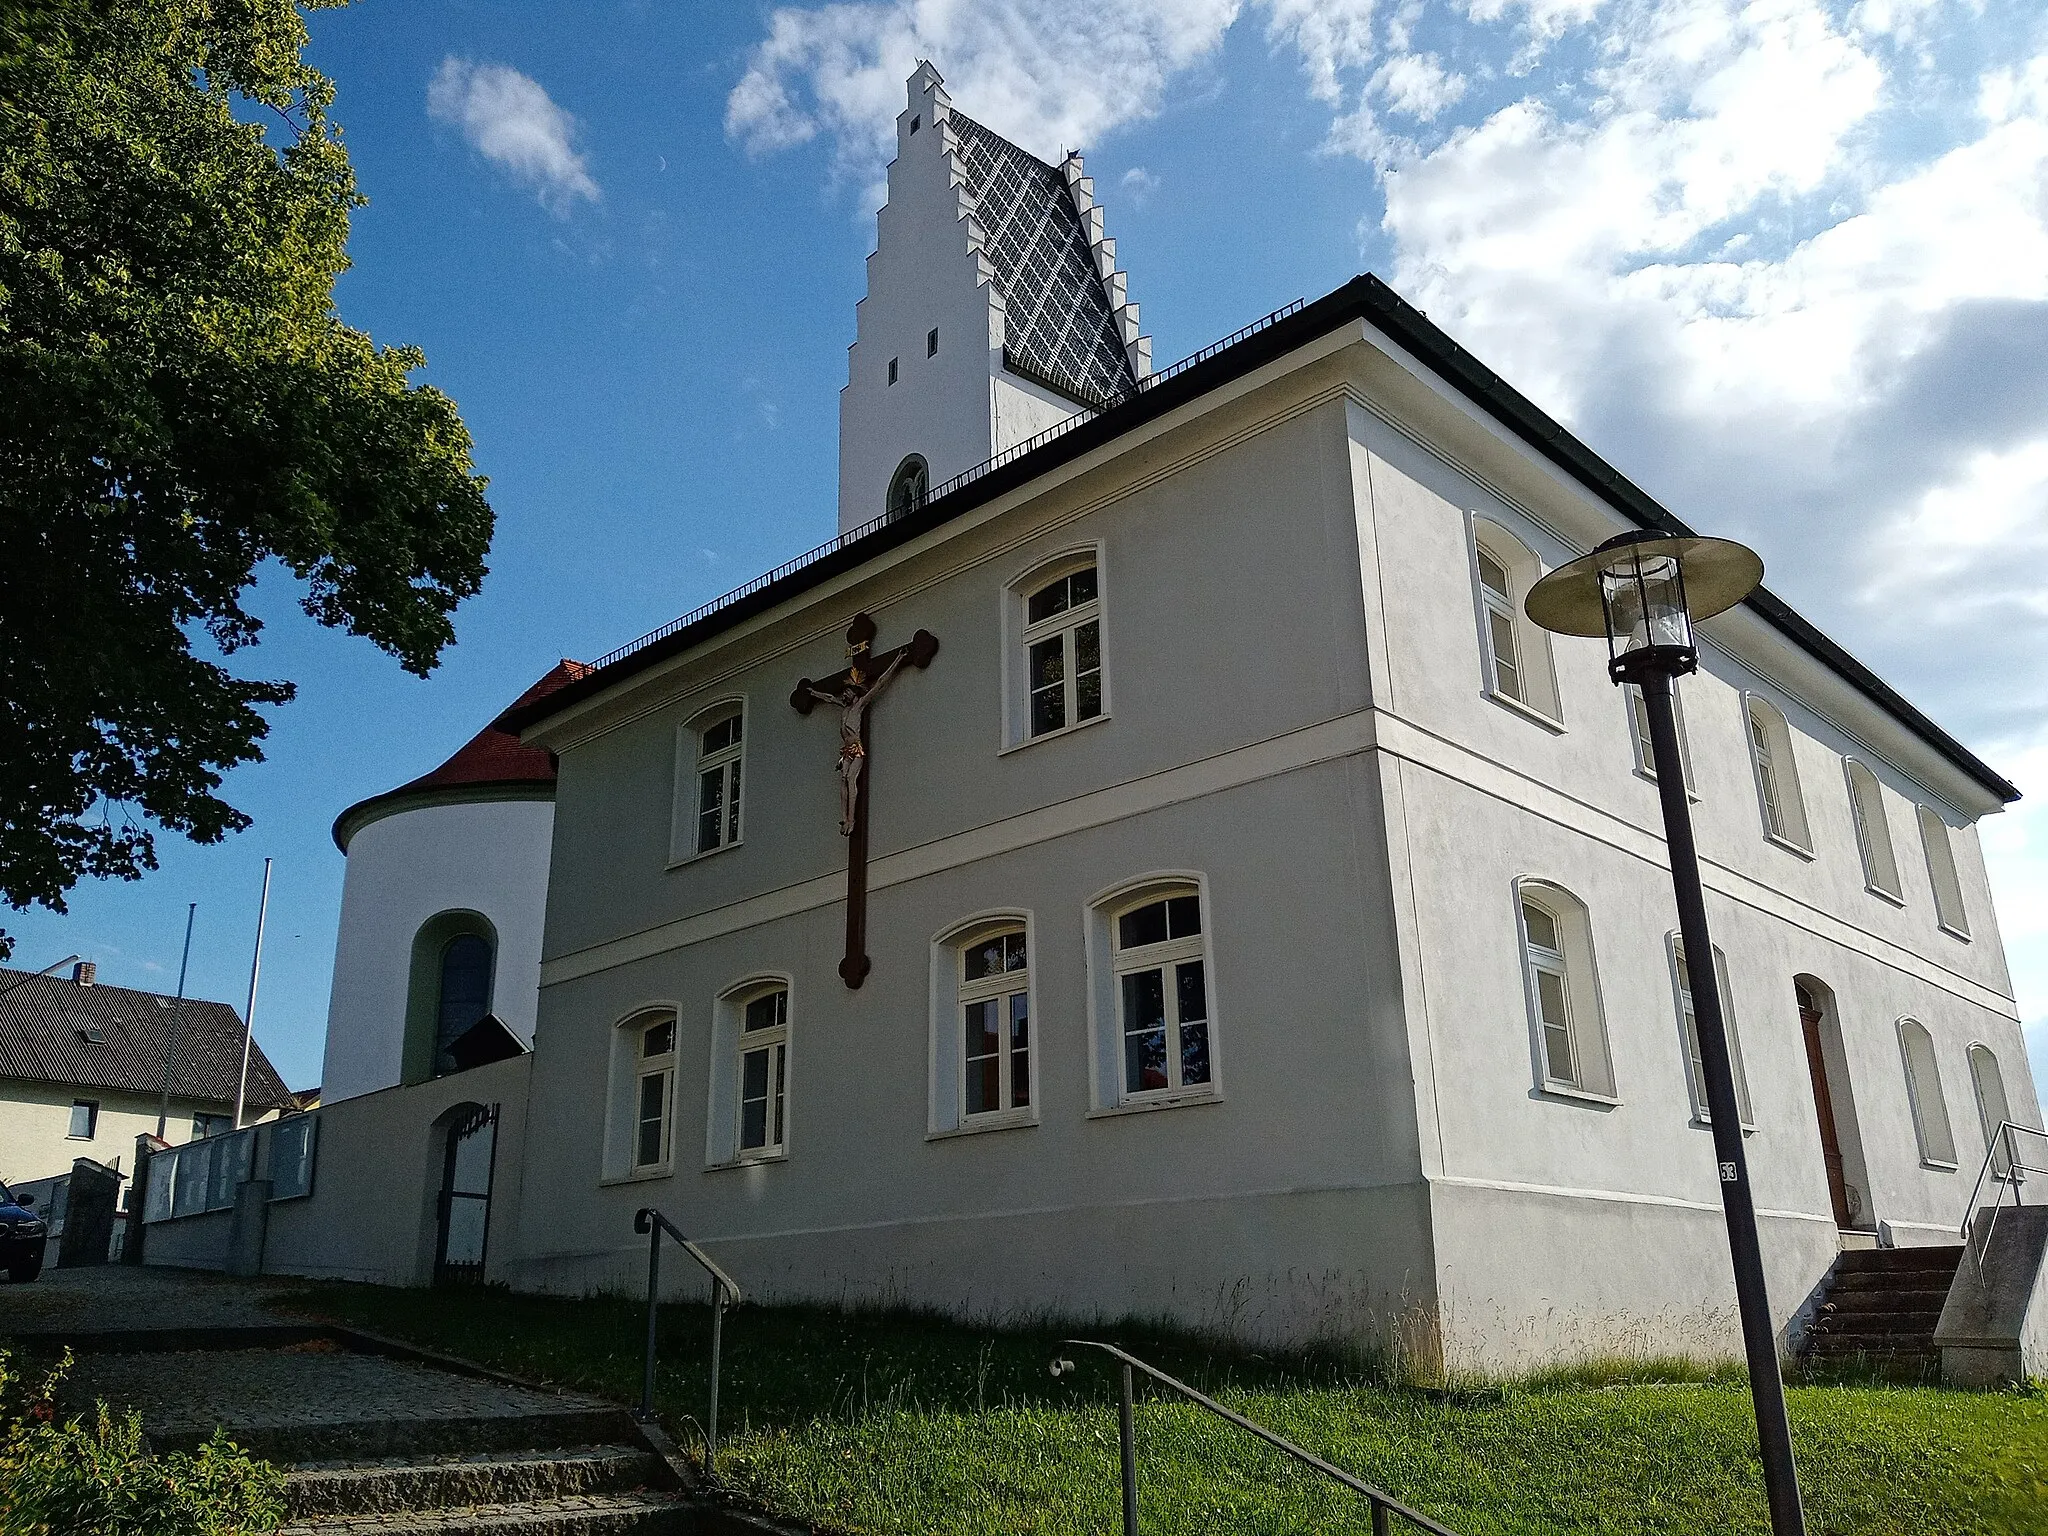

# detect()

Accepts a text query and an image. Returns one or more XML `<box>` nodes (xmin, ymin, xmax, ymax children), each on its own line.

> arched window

<box><xmin>1023</xmin><ymin>560</ymin><xmax>1102</xmax><ymax>739</ymax></box>
<box><xmin>960</xmin><ymin>925</ymin><xmax>1032</xmax><ymax>1120</ymax></box>
<box><xmin>1843</xmin><ymin>759</ymin><xmax>1901</xmax><ymax>900</ymax></box>
<box><xmin>632</xmin><ymin>1012</ymin><xmax>677</xmax><ymax>1172</ymax></box>
<box><xmin>1092</xmin><ymin>881</ymin><xmax>1216</xmax><ymax>1105</ymax></box>
<box><xmin>1470</xmin><ymin>521</ymin><xmax>1560</xmax><ymax>721</ymax></box>
<box><xmin>1917</xmin><ymin>805</ymin><xmax>1971</xmax><ymax>937</ymax></box>
<box><xmin>887</xmin><ymin>455</ymin><xmax>929</xmax><ymax>520</ymax></box>
<box><xmin>1671</xmin><ymin>935</ymin><xmax>1752</xmax><ymax>1126</ymax></box>
<box><xmin>1745</xmin><ymin>697</ymin><xmax>1810</xmax><ymax>849</ymax></box>
<box><xmin>1969</xmin><ymin>1044</ymin><xmax>2014</xmax><ymax>1179</ymax></box>
<box><xmin>1625</xmin><ymin>681</ymin><xmax>1696</xmax><ymax>790</ymax></box>
<box><xmin>694</xmin><ymin>705</ymin><xmax>744</xmax><ymax>856</ymax></box>
<box><xmin>736</xmin><ymin>985</ymin><xmax>790</xmax><ymax>1157</ymax></box>
<box><xmin>403</xmin><ymin>912</ymin><xmax>497</xmax><ymax>1085</ymax></box>
<box><xmin>1515</xmin><ymin>882</ymin><xmax>1616</xmax><ymax>1098</ymax></box>
<box><xmin>1898</xmin><ymin>1018</ymin><xmax>1956</xmax><ymax>1167</ymax></box>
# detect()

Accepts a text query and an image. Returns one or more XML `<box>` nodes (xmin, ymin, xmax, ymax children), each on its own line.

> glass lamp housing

<box><xmin>1598</xmin><ymin>545</ymin><xmax>1695</xmax><ymax>680</ymax></box>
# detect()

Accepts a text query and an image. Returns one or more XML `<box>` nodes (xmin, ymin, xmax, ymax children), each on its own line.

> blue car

<box><xmin>0</xmin><ymin>1183</ymin><xmax>47</xmax><ymax>1282</ymax></box>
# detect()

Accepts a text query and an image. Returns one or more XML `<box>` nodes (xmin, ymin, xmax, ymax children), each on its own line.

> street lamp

<box><xmin>1526</xmin><ymin>529</ymin><xmax>1806</xmax><ymax>1536</ymax></box>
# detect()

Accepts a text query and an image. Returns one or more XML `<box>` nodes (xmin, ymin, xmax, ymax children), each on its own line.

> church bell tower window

<box><xmin>887</xmin><ymin>455</ymin><xmax>928</xmax><ymax>520</ymax></box>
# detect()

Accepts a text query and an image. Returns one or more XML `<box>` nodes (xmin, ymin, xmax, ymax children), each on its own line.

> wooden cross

<box><xmin>791</xmin><ymin>613</ymin><xmax>938</xmax><ymax>988</ymax></box>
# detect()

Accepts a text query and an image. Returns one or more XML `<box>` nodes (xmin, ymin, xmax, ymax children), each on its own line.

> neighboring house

<box><xmin>288</xmin><ymin>65</ymin><xmax>2036</xmax><ymax>1374</ymax></box>
<box><xmin>0</xmin><ymin>962</ymin><xmax>293</xmax><ymax>1188</ymax></box>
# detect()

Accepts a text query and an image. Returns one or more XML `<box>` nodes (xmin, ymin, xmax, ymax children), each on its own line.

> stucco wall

<box><xmin>0</xmin><ymin>1080</ymin><xmax>225</xmax><ymax>1186</ymax></box>
<box><xmin>322</xmin><ymin>799</ymin><xmax>553</xmax><ymax>1103</ymax></box>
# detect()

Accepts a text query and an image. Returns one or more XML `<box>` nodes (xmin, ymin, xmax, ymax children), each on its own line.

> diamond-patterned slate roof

<box><xmin>948</xmin><ymin>112</ymin><xmax>1136</xmax><ymax>409</ymax></box>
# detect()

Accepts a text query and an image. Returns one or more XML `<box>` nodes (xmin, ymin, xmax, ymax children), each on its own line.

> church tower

<box><xmin>837</xmin><ymin>63</ymin><xmax>1151</xmax><ymax>533</ymax></box>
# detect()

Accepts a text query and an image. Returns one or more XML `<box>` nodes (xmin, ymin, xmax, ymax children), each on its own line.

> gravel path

<box><xmin>0</xmin><ymin>1261</ymin><xmax>305</xmax><ymax>1335</ymax></box>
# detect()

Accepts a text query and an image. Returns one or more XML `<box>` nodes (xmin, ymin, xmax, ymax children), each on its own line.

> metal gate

<box><xmin>434</xmin><ymin>1104</ymin><xmax>497</xmax><ymax>1287</ymax></box>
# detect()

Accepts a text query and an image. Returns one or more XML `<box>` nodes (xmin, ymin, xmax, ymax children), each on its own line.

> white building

<box><xmin>285</xmin><ymin>67</ymin><xmax>2035</xmax><ymax>1373</ymax></box>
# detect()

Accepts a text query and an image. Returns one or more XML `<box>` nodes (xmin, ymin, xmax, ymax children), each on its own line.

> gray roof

<box><xmin>949</xmin><ymin>111</ymin><xmax>1137</xmax><ymax>408</ymax></box>
<box><xmin>0</xmin><ymin>968</ymin><xmax>292</xmax><ymax>1109</ymax></box>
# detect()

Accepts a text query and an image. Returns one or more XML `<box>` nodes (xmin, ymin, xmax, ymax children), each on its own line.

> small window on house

<box><xmin>1112</xmin><ymin>889</ymin><xmax>1213</xmax><ymax>1100</ymax></box>
<box><xmin>1023</xmin><ymin>561</ymin><xmax>1103</xmax><ymax>738</ymax></box>
<box><xmin>67</xmin><ymin>1099</ymin><xmax>98</xmax><ymax>1140</ymax></box>
<box><xmin>1898</xmin><ymin>1018</ymin><xmax>1956</xmax><ymax>1167</ymax></box>
<box><xmin>737</xmin><ymin>988</ymin><xmax>789</xmax><ymax>1157</ymax></box>
<box><xmin>1515</xmin><ymin>883</ymin><xmax>1616</xmax><ymax>1098</ymax></box>
<box><xmin>909</xmin><ymin>114</ymin><xmax>921</xmax><ymax>133</ymax></box>
<box><xmin>693</xmin><ymin>707</ymin><xmax>745</xmax><ymax>857</ymax></box>
<box><xmin>888</xmin><ymin>356</ymin><xmax>898</xmax><ymax>385</ymax></box>
<box><xmin>192</xmin><ymin>1113</ymin><xmax>231</xmax><ymax>1141</ymax></box>
<box><xmin>634</xmin><ymin>1014</ymin><xmax>677</xmax><ymax>1171</ymax></box>
<box><xmin>887</xmin><ymin>454</ymin><xmax>928</xmax><ymax>520</ymax></box>
<box><xmin>1745</xmin><ymin>698</ymin><xmax>1811</xmax><ymax>850</ymax></box>
<box><xmin>927</xmin><ymin>327</ymin><xmax>939</xmax><ymax>357</ymax></box>
<box><xmin>1672</xmin><ymin>937</ymin><xmax>1753</xmax><ymax>1126</ymax></box>
<box><xmin>1845</xmin><ymin>760</ymin><xmax>1902</xmax><ymax>900</ymax></box>
<box><xmin>1625</xmin><ymin>682</ymin><xmax>1696</xmax><ymax>790</ymax></box>
<box><xmin>1917</xmin><ymin>805</ymin><xmax>1970</xmax><ymax>937</ymax></box>
<box><xmin>1968</xmin><ymin>1043</ymin><xmax>2015</xmax><ymax>1179</ymax></box>
<box><xmin>1470</xmin><ymin>522</ymin><xmax>1560</xmax><ymax>721</ymax></box>
<box><xmin>960</xmin><ymin>928</ymin><xmax>1031</xmax><ymax>1120</ymax></box>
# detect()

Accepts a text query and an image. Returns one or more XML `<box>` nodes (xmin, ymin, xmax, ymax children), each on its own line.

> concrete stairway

<box><xmin>1800</xmin><ymin>1245</ymin><xmax>1964</xmax><ymax>1371</ymax></box>
<box><xmin>279</xmin><ymin>1441</ymin><xmax>697</xmax><ymax>1535</ymax></box>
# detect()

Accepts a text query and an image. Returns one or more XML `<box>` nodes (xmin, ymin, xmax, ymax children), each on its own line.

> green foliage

<box><xmin>286</xmin><ymin>1280</ymin><xmax>2048</xmax><ymax>1536</ymax></box>
<box><xmin>0</xmin><ymin>1348</ymin><xmax>284</xmax><ymax>1536</ymax></box>
<box><xmin>0</xmin><ymin>0</ymin><xmax>492</xmax><ymax>953</ymax></box>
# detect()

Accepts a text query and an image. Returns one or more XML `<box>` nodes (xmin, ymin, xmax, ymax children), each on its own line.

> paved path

<box><xmin>0</xmin><ymin>1260</ymin><xmax>304</xmax><ymax>1335</ymax></box>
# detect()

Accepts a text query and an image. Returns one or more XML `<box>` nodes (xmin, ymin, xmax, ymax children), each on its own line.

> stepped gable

<box><xmin>946</xmin><ymin>107</ymin><xmax>1145</xmax><ymax>407</ymax></box>
<box><xmin>332</xmin><ymin>660</ymin><xmax>589</xmax><ymax>852</ymax></box>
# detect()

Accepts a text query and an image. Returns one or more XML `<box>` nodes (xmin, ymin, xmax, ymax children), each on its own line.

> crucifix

<box><xmin>791</xmin><ymin>612</ymin><xmax>938</xmax><ymax>988</ymax></box>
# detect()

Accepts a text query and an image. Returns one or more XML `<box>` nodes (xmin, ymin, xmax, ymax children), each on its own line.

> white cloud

<box><xmin>428</xmin><ymin>58</ymin><xmax>600</xmax><ymax>214</ymax></box>
<box><xmin>1121</xmin><ymin>165</ymin><xmax>1162</xmax><ymax>205</ymax></box>
<box><xmin>1373</xmin><ymin>51</ymin><xmax>1468</xmax><ymax>118</ymax></box>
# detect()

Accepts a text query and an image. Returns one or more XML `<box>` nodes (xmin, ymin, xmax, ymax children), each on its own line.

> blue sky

<box><xmin>10</xmin><ymin>0</ymin><xmax>2047</xmax><ymax>1110</ymax></box>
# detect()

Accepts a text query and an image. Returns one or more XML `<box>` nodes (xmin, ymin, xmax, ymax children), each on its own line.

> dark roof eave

<box><xmin>511</xmin><ymin>275</ymin><xmax>2018</xmax><ymax>806</ymax></box>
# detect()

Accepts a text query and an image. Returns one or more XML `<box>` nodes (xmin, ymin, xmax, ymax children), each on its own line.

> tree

<box><xmin>0</xmin><ymin>0</ymin><xmax>493</xmax><ymax>955</ymax></box>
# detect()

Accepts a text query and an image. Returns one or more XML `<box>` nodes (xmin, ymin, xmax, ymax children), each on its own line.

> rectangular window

<box><xmin>67</xmin><ymin>1100</ymin><xmax>97</xmax><ymax>1140</ymax></box>
<box><xmin>1022</xmin><ymin>564</ymin><xmax>1103</xmax><ymax>739</ymax></box>
<box><xmin>192</xmin><ymin>1112</ymin><xmax>232</xmax><ymax>1141</ymax></box>
<box><xmin>694</xmin><ymin>710</ymin><xmax>744</xmax><ymax>856</ymax></box>
<box><xmin>887</xmin><ymin>356</ymin><xmax>898</xmax><ymax>385</ymax></box>
<box><xmin>738</xmin><ymin>988</ymin><xmax>789</xmax><ymax>1155</ymax></box>
<box><xmin>927</xmin><ymin>327</ymin><xmax>939</xmax><ymax>356</ymax></box>
<box><xmin>1113</xmin><ymin>893</ymin><xmax>1211</xmax><ymax>1099</ymax></box>
<box><xmin>1918</xmin><ymin>805</ymin><xmax>1971</xmax><ymax>937</ymax></box>
<box><xmin>960</xmin><ymin>929</ymin><xmax>1030</xmax><ymax>1118</ymax></box>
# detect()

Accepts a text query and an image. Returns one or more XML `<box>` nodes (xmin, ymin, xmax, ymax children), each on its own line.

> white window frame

<box><xmin>1744</xmin><ymin>695</ymin><xmax>1812</xmax><ymax>854</ymax></box>
<box><xmin>1669</xmin><ymin>934</ymin><xmax>1754</xmax><ymax>1129</ymax></box>
<box><xmin>1916</xmin><ymin>804</ymin><xmax>1971</xmax><ymax>939</ymax></box>
<box><xmin>1897</xmin><ymin>1017</ymin><xmax>1957</xmax><ymax>1169</ymax></box>
<box><xmin>1513</xmin><ymin>880</ymin><xmax>1617</xmax><ymax>1103</ymax></box>
<box><xmin>1967</xmin><ymin>1043</ymin><xmax>2016</xmax><ymax>1181</ymax></box>
<box><xmin>670</xmin><ymin>699</ymin><xmax>746</xmax><ymax>865</ymax></box>
<box><xmin>1086</xmin><ymin>875</ymin><xmax>1223</xmax><ymax>1114</ymax></box>
<box><xmin>602</xmin><ymin>1006</ymin><xmax>682</xmax><ymax>1184</ymax></box>
<box><xmin>706</xmin><ymin>976</ymin><xmax>793</xmax><ymax>1167</ymax></box>
<box><xmin>1843</xmin><ymin>758</ymin><xmax>1904</xmax><ymax>903</ymax></box>
<box><xmin>929</xmin><ymin>913</ymin><xmax>1039</xmax><ymax>1137</ymax></box>
<box><xmin>633</xmin><ymin>1015</ymin><xmax>677</xmax><ymax>1173</ymax></box>
<box><xmin>67</xmin><ymin>1098</ymin><xmax>98</xmax><ymax>1140</ymax></box>
<box><xmin>1002</xmin><ymin>545</ymin><xmax>1110</xmax><ymax>751</ymax></box>
<box><xmin>1623</xmin><ymin>681</ymin><xmax>1698</xmax><ymax>794</ymax></box>
<box><xmin>1468</xmin><ymin>518</ymin><xmax>1562</xmax><ymax>728</ymax></box>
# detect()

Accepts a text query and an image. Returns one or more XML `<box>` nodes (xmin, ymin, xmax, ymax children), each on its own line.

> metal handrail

<box><xmin>633</xmin><ymin>1208</ymin><xmax>743</xmax><ymax>1457</ymax></box>
<box><xmin>1051</xmin><ymin>1340</ymin><xmax>1460</xmax><ymax>1536</ymax></box>
<box><xmin>1960</xmin><ymin>1121</ymin><xmax>2048</xmax><ymax>1272</ymax></box>
<box><xmin>588</xmin><ymin>298</ymin><xmax>1309</xmax><ymax>675</ymax></box>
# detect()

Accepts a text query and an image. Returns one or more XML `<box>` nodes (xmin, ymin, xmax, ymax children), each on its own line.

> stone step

<box><xmin>287</xmin><ymin>1445</ymin><xmax>668</xmax><ymax>1520</ymax></box>
<box><xmin>1810</xmin><ymin>1309</ymin><xmax>1942</xmax><ymax>1336</ymax></box>
<box><xmin>1827</xmin><ymin>1269</ymin><xmax>1955</xmax><ymax>1295</ymax></box>
<box><xmin>277</xmin><ymin>1489</ymin><xmax>699</xmax><ymax>1536</ymax></box>
<box><xmin>161</xmin><ymin>1405</ymin><xmax>639</xmax><ymax>1466</ymax></box>
<box><xmin>1819</xmin><ymin>1290</ymin><xmax>1948</xmax><ymax>1316</ymax></box>
<box><xmin>1831</xmin><ymin>1246</ymin><xmax>1964</xmax><ymax>1276</ymax></box>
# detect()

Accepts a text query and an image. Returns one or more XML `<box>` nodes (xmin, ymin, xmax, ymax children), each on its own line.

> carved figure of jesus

<box><xmin>802</xmin><ymin>648</ymin><xmax>908</xmax><ymax>835</ymax></box>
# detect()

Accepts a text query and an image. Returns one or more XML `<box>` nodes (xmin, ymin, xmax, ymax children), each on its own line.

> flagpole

<box><xmin>155</xmin><ymin>902</ymin><xmax>197</xmax><ymax>1140</ymax></box>
<box><xmin>234</xmin><ymin>860</ymin><xmax>273</xmax><ymax>1129</ymax></box>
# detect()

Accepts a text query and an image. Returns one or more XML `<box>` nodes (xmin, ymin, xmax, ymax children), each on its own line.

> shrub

<box><xmin>0</xmin><ymin>1349</ymin><xmax>284</xmax><ymax>1536</ymax></box>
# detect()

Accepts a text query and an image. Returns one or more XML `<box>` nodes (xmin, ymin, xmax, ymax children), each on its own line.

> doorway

<box><xmin>1796</xmin><ymin>979</ymin><xmax>1870</xmax><ymax>1231</ymax></box>
<box><xmin>434</xmin><ymin>1103</ymin><xmax>497</xmax><ymax>1286</ymax></box>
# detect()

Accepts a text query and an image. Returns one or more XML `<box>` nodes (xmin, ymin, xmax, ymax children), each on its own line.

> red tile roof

<box><xmin>332</xmin><ymin>661</ymin><xmax>589</xmax><ymax>852</ymax></box>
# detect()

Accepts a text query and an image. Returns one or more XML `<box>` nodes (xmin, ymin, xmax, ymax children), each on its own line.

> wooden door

<box><xmin>1797</xmin><ymin>987</ymin><xmax>1854</xmax><ymax>1229</ymax></box>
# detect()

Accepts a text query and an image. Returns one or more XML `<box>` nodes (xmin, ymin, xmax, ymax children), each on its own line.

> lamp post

<box><xmin>1526</xmin><ymin>530</ymin><xmax>1805</xmax><ymax>1536</ymax></box>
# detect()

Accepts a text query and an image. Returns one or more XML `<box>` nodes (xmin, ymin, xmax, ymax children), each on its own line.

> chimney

<box><xmin>72</xmin><ymin>961</ymin><xmax>96</xmax><ymax>986</ymax></box>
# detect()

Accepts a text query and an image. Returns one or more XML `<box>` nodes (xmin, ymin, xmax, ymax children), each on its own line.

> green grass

<box><xmin>274</xmin><ymin>1282</ymin><xmax>2048</xmax><ymax>1535</ymax></box>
